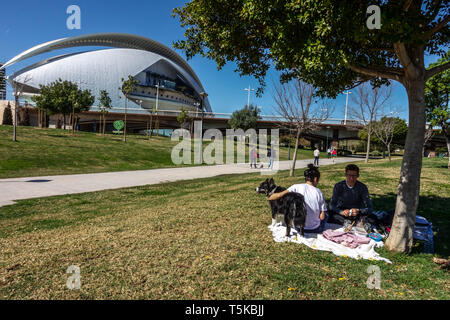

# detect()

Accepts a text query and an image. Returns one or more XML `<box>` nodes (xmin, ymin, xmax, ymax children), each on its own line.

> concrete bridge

<box><xmin>74</xmin><ymin>108</ymin><xmax>364</xmax><ymax>151</ymax></box>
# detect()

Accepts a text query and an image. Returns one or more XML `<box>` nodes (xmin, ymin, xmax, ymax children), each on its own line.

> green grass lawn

<box><xmin>0</xmin><ymin>125</ymin><xmax>314</xmax><ymax>178</ymax></box>
<box><xmin>0</xmin><ymin>158</ymin><xmax>448</xmax><ymax>299</ymax></box>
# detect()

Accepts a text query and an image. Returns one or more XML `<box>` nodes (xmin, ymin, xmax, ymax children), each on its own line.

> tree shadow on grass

<box><xmin>371</xmin><ymin>192</ymin><xmax>449</xmax><ymax>257</ymax></box>
<box><xmin>48</xmin><ymin>135</ymin><xmax>69</xmax><ymax>138</ymax></box>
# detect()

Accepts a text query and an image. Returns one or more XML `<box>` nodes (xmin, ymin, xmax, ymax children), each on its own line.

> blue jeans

<box><xmin>302</xmin><ymin>213</ymin><xmax>328</xmax><ymax>233</ymax></box>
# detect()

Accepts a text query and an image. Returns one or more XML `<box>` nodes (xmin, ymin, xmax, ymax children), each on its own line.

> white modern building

<box><xmin>0</xmin><ymin>33</ymin><xmax>212</xmax><ymax>115</ymax></box>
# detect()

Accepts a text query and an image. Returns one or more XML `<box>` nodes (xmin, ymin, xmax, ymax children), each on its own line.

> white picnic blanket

<box><xmin>268</xmin><ymin>222</ymin><xmax>392</xmax><ymax>264</ymax></box>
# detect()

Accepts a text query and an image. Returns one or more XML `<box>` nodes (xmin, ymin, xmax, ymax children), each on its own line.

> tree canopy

<box><xmin>32</xmin><ymin>79</ymin><xmax>94</xmax><ymax>130</ymax></box>
<box><xmin>359</xmin><ymin>116</ymin><xmax>408</xmax><ymax>145</ymax></box>
<box><xmin>228</xmin><ymin>104</ymin><xmax>261</xmax><ymax>131</ymax></box>
<box><xmin>425</xmin><ymin>52</ymin><xmax>450</xmax><ymax>167</ymax></box>
<box><xmin>32</xmin><ymin>79</ymin><xmax>94</xmax><ymax>116</ymax></box>
<box><xmin>173</xmin><ymin>0</ymin><xmax>449</xmax><ymax>97</ymax></box>
<box><xmin>425</xmin><ymin>53</ymin><xmax>449</xmax><ymax>131</ymax></box>
<box><xmin>99</xmin><ymin>90</ymin><xmax>112</xmax><ymax>111</ymax></box>
<box><xmin>177</xmin><ymin>107</ymin><xmax>191</xmax><ymax>128</ymax></box>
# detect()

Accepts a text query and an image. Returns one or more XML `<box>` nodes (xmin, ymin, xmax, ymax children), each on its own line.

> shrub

<box><xmin>370</xmin><ymin>150</ymin><xmax>382</xmax><ymax>157</ymax></box>
<box><xmin>19</xmin><ymin>109</ymin><xmax>31</xmax><ymax>126</ymax></box>
<box><xmin>2</xmin><ymin>103</ymin><xmax>13</xmax><ymax>125</ymax></box>
<box><xmin>338</xmin><ymin>149</ymin><xmax>352</xmax><ymax>156</ymax></box>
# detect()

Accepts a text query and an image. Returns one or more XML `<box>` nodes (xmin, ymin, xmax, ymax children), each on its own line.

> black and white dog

<box><xmin>256</xmin><ymin>178</ymin><xmax>307</xmax><ymax>237</ymax></box>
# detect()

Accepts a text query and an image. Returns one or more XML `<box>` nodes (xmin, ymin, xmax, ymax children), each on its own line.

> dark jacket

<box><xmin>329</xmin><ymin>180</ymin><xmax>373</xmax><ymax>216</ymax></box>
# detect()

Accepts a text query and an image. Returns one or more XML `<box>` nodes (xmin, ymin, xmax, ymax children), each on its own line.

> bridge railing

<box><xmin>92</xmin><ymin>107</ymin><xmax>364</xmax><ymax>125</ymax></box>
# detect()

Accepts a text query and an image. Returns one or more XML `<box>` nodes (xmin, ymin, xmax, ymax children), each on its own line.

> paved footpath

<box><xmin>0</xmin><ymin>157</ymin><xmax>357</xmax><ymax>207</ymax></box>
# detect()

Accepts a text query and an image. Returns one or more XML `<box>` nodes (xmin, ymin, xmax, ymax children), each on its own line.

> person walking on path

<box><xmin>314</xmin><ymin>147</ymin><xmax>320</xmax><ymax>167</ymax></box>
<box><xmin>250</xmin><ymin>146</ymin><xmax>258</xmax><ymax>169</ymax></box>
<box><xmin>331</xmin><ymin>148</ymin><xmax>337</xmax><ymax>164</ymax></box>
<box><xmin>327</xmin><ymin>148</ymin><xmax>331</xmax><ymax>159</ymax></box>
<box><xmin>267</xmin><ymin>147</ymin><xmax>276</xmax><ymax>169</ymax></box>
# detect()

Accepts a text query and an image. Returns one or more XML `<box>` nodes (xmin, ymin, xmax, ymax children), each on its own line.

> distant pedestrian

<box><xmin>268</xmin><ymin>147</ymin><xmax>276</xmax><ymax>169</ymax></box>
<box><xmin>327</xmin><ymin>148</ymin><xmax>331</xmax><ymax>159</ymax></box>
<box><xmin>314</xmin><ymin>147</ymin><xmax>320</xmax><ymax>166</ymax></box>
<box><xmin>331</xmin><ymin>148</ymin><xmax>337</xmax><ymax>164</ymax></box>
<box><xmin>250</xmin><ymin>146</ymin><xmax>258</xmax><ymax>168</ymax></box>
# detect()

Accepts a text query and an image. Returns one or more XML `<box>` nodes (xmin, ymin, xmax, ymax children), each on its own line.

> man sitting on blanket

<box><xmin>328</xmin><ymin>164</ymin><xmax>378</xmax><ymax>232</ymax></box>
<box><xmin>267</xmin><ymin>164</ymin><xmax>327</xmax><ymax>233</ymax></box>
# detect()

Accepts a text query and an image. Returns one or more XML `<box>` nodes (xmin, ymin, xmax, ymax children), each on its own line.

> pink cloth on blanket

<box><xmin>322</xmin><ymin>229</ymin><xmax>371</xmax><ymax>248</ymax></box>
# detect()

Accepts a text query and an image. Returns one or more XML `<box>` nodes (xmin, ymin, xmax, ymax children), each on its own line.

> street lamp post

<box><xmin>137</xmin><ymin>99</ymin><xmax>145</xmax><ymax>136</ymax></box>
<box><xmin>244</xmin><ymin>85</ymin><xmax>255</xmax><ymax>107</ymax></box>
<box><xmin>344</xmin><ymin>90</ymin><xmax>352</xmax><ymax>125</ymax></box>
<box><xmin>13</xmin><ymin>89</ymin><xmax>19</xmax><ymax>142</ymax></box>
<box><xmin>326</xmin><ymin>126</ymin><xmax>331</xmax><ymax>151</ymax></box>
<box><xmin>155</xmin><ymin>84</ymin><xmax>161</xmax><ymax>136</ymax></box>
<box><xmin>193</xmin><ymin>102</ymin><xmax>200</xmax><ymax>136</ymax></box>
<box><xmin>198</xmin><ymin>92</ymin><xmax>208</xmax><ymax>164</ymax></box>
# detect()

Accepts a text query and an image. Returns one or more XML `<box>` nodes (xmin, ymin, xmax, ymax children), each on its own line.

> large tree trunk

<box><xmin>289</xmin><ymin>127</ymin><xmax>301</xmax><ymax>177</ymax></box>
<box><xmin>385</xmin><ymin>76</ymin><xmax>426</xmax><ymax>253</ymax></box>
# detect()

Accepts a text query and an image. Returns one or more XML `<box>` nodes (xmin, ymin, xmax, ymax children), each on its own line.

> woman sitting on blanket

<box><xmin>267</xmin><ymin>164</ymin><xmax>327</xmax><ymax>233</ymax></box>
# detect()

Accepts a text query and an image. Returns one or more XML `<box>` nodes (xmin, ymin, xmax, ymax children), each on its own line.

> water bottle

<box><xmin>424</xmin><ymin>226</ymin><xmax>434</xmax><ymax>254</ymax></box>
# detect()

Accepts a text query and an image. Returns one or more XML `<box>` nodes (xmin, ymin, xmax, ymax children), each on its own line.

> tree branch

<box><xmin>348</xmin><ymin>64</ymin><xmax>404</xmax><ymax>83</ymax></box>
<box><xmin>426</xmin><ymin>60</ymin><xmax>450</xmax><ymax>80</ymax></box>
<box><xmin>424</xmin><ymin>15</ymin><xmax>450</xmax><ymax>40</ymax></box>
<box><xmin>403</xmin><ymin>0</ymin><xmax>414</xmax><ymax>11</ymax></box>
<box><xmin>393</xmin><ymin>42</ymin><xmax>418</xmax><ymax>78</ymax></box>
<box><xmin>361</xmin><ymin>42</ymin><xmax>395</xmax><ymax>53</ymax></box>
<box><xmin>425</xmin><ymin>0</ymin><xmax>443</xmax><ymax>24</ymax></box>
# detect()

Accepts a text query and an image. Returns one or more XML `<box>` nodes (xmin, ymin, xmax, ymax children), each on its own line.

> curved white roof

<box><xmin>1</xmin><ymin>33</ymin><xmax>204</xmax><ymax>90</ymax></box>
<box><xmin>10</xmin><ymin>48</ymin><xmax>212</xmax><ymax>112</ymax></box>
<box><xmin>3</xmin><ymin>33</ymin><xmax>211</xmax><ymax>112</ymax></box>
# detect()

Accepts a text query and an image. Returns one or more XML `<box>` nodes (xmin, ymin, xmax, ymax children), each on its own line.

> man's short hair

<box><xmin>345</xmin><ymin>164</ymin><xmax>360</xmax><ymax>174</ymax></box>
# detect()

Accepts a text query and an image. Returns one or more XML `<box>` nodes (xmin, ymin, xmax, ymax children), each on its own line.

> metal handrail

<box><xmin>97</xmin><ymin>107</ymin><xmax>361</xmax><ymax>124</ymax></box>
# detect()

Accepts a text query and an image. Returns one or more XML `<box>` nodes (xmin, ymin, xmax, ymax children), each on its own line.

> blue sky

<box><xmin>0</xmin><ymin>0</ymin><xmax>442</xmax><ymax>119</ymax></box>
